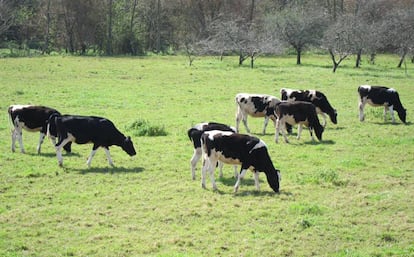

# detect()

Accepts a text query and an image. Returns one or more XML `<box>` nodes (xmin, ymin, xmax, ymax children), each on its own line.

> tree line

<box><xmin>1</xmin><ymin>0</ymin><xmax>413</xmax><ymax>71</ymax></box>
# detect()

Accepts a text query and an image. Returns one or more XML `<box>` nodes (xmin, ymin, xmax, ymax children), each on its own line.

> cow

<box><xmin>358</xmin><ymin>85</ymin><xmax>407</xmax><ymax>124</ymax></box>
<box><xmin>274</xmin><ymin>101</ymin><xmax>324</xmax><ymax>143</ymax></box>
<box><xmin>280</xmin><ymin>88</ymin><xmax>337</xmax><ymax>128</ymax></box>
<box><xmin>201</xmin><ymin>130</ymin><xmax>280</xmax><ymax>193</ymax></box>
<box><xmin>187</xmin><ymin>122</ymin><xmax>237</xmax><ymax>180</ymax></box>
<box><xmin>8</xmin><ymin>105</ymin><xmax>71</xmax><ymax>154</ymax></box>
<box><xmin>235</xmin><ymin>93</ymin><xmax>281</xmax><ymax>135</ymax></box>
<box><xmin>48</xmin><ymin>114</ymin><xmax>136</xmax><ymax>167</ymax></box>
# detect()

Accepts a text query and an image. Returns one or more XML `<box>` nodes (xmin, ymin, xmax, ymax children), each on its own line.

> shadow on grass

<box><xmin>303</xmin><ymin>139</ymin><xmax>335</xmax><ymax>145</ymax></box>
<box><xmin>211</xmin><ymin>176</ymin><xmax>290</xmax><ymax>196</ymax></box>
<box><xmin>71</xmin><ymin>166</ymin><xmax>145</xmax><ymax>174</ymax></box>
<box><xmin>370</xmin><ymin>121</ymin><xmax>411</xmax><ymax>126</ymax></box>
<box><xmin>27</xmin><ymin>151</ymin><xmax>81</xmax><ymax>157</ymax></box>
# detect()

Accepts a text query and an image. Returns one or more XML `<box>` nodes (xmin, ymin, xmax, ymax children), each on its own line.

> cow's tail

<box><xmin>7</xmin><ymin>106</ymin><xmax>15</xmax><ymax>132</ymax></box>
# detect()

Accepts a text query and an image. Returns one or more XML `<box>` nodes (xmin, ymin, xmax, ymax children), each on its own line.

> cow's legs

<box><xmin>309</xmin><ymin>127</ymin><xmax>315</xmax><ymax>141</ymax></box>
<box><xmin>55</xmin><ymin>138</ymin><xmax>72</xmax><ymax>166</ymax></box>
<box><xmin>37</xmin><ymin>132</ymin><xmax>46</xmax><ymax>154</ymax></box>
<box><xmin>236</xmin><ymin>108</ymin><xmax>250</xmax><ymax>133</ymax></box>
<box><xmin>387</xmin><ymin>106</ymin><xmax>395</xmax><ymax>123</ymax></box>
<box><xmin>319</xmin><ymin>113</ymin><xmax>328</xmax><ymax>127</ymax></box>
<box><xmin>297</xmin><ymin>124</ymin><xmax>303</xmax><ymax>140</ymax></box>
<box><xmin>253</xmin><ymin>171</ymin><xmax>260</xmax><ymax>191</ymax></box>
<box><xmin>275</xmin><ymin>119</ymin><xmax>289</xmax><ymax>143</ymax></box>
<box><xmin>359</xmin><ymin>98</ymin><xmax>366</xmax><ymax>121</ymax></box>
<box><xmin>218</xmin><ymin>161</ymin><xmax>224</xmax><ymax>178</ymax></box>
<box><xmin>234</xmin><ymin>168</ymin><xmax>248</xmax><ymax>192</ymax></box>
<box><xmin>103</xmin><ymin>147</ymin><xmax>114</xmax><ymax>167</ymax></box>
<box><xmin>201</xmin><ymin>156</ymin><xmax>218</xmax><ymax>190</ymax></box>
<box><xmin>86</xmin><ymin>149</ymin><xmax>97</xmax><ymax>168</ymax></box>
<box><xmin>262</xmin><ymin>116</ymin><xmax>269</xmax><ymax>135</ymax></box>
<box><xmin>275</xmin><ymin>119</ymin><xmax>281</xmax><ymax>143</ymax></box>
<box><xmin>12</xmin><ymin>125</ymin><xmax>25</xmax><ymax>153</ymax></box>
<box><xmin>190</xmin><ymin>147</ymin><xmax>202</xmax><ymax>180</ymax></box>
<box><xmin>11</xmin><ymin>128</ymin><xmax>18</xmax><ymax>152</ymax></box>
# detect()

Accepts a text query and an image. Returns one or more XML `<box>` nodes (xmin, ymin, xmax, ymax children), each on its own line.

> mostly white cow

<box><xmin>8</xmin><ymin>105</ymin><xmax>71</xmax><ymax>154</ymax></box>
<box><xmin>358</xmin><ymin>85</ymin><xmax>407</xmax><ymax>124</ymax></box>
<box><xmin>280</xmin><ymin>88</ymin><xmax>337</xmax><ymax>127</ymax></box>
<box><xmin>187</xmin><ymin>122</ymin><xmax>237</xmax><ymax>180</ymax></box>
<box><xmin>235</xmin><ymin>93</ymin><xmax>281</xmax><ymax>134</ymax></box>
<box><xmin>201</xmin><ymin>130</ymin><xmax>280</xmax><ymax>193</ymax></box>
<box><xmin>274</xmin><ymin>101</ymin><xmax>324</xmax><ymax>143</ymax></box>
<box><xmin>48</xmin><ymin>114</ymin><xmax>136</xmax><ymax>167</ymax></box>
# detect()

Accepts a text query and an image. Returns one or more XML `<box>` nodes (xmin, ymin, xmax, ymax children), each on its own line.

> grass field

<box><xmin>0</xmin><ymin>54</ymin><xmax>413</xmax><ymax>257</ymax></box>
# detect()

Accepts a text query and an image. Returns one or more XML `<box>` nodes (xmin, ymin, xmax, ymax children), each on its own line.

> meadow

<box><xmin>0</xmin><ymin>54</ymin><xmax>413</xmax><ymax>257</ymax></box>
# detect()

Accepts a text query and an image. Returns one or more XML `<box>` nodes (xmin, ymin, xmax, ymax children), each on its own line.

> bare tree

<box><xmin>381</xmin><ymin>7</ymin><xmax>414</xmax><ymax>68</ymax></box>
<box><xmin>0</xmin><ymin>0</ymin><xmax>14</xmax><ymax>36</ymax></box>
<box><xmin>323</xmin><ymin>15</ymin><xmax>355</xmax><ymax>72</ymax></box>
<box><xmin>266</xmin><ymin>4</ymin><xmax>328</xmax><ymax>65</ymax></box>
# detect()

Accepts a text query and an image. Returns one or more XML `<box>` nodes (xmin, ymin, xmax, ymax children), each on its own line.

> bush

<box><xmin>127</xmin><ymin>119</ymin><xmax>167</xmax><ymax>137</ymax></box>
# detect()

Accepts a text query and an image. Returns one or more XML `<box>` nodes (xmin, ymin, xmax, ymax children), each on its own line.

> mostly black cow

<box><xmin>48</xmin><ymin>114</ymin><xmax>136</xmax><ymax>167</ymax></box>
<box><xmin>274</xmin><ymin>101</ymin><xmax>324</xmax><ymax>143</ymax></box>
<box><xmin>187</xmin><ymin>122</ymin><xmax>237</xmax><ymax>180</ymax></box>
<box><xmin>201</xmin><ymin>130</ymin><xmax>280</xmax><ymax>193</ymax></box>
<box><xmin>280</xmin><ymin>88</ymin><xmax>337</xmax><ymax>127</ymax></box>
<box><xmin>8</xmin><ymin>105</ymin><xmax>71</xmax><ymax>154</ymax></box>
<box><xmin>235</xmin><ymin>93</ymin><xmax>281</xmax><ymax>134</ymax></box>
<box><xmin>358</xmin><ymin>85</ymin><xmax>407</xmax><ymax>124</ymax></box>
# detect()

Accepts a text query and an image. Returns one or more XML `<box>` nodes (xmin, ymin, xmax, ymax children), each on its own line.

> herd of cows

<box><xmin>8</xmin><ymin>85</ymin><xmax>407</xmax><ymax>193</ymax></box>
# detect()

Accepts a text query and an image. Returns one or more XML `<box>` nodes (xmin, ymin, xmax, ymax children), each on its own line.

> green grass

<box><xmin>0</xmin><ymin>54</ymin><xmax>413</xmax><ymax>256</ymax></box>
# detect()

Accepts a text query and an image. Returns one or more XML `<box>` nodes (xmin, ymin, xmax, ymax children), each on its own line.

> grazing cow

<box><xmin>358</xmin><ymin>85</ymin><xmax>407</xmax><ymax>124</ymax></box>
<box><xmin>187</xmin><ymin>122</ymin><xmax>237</xmax><ymax>180</ymax></box>
<box><xmin>8</xmin><ymin>105</ymin><xmax>71</xmax><ymax>154</ymax></box>
<box><xmin>280</xmin><ymin>88</ymin><xmax>337</xmax><ymax>127</ymax></box>
<box><xmin>235</xmin><ymin>93</ymin><xmax>281</xmax><ymax>134</ymax></box>
<box><xmin>274</xmin><ymin>101</ymin><xmax>324</xmax><ymax>143</ymax></box>
<box><xmin>48</xmin><ymin>114</ymin><xmax>136</xmax><ymax>167</ymax></box>
<box><xmin>201</xmin><ymin>130</ymin><xmax>280</xmax><ymax>193</ymax></box>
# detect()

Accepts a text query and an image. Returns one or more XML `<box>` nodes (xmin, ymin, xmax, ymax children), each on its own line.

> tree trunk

<box><xmin>42</xmin><ymin>0</ymin><xmax>51</xmax><ymax>54</ymax></box>
<box><xmin>155</xmin><ymin>0</ymin><xmax>161</xmax><ymax>53</ymax></box>
<box><xmin>370</xmin><ymin>53</ymin><xmax>376</xmax><ymax>64</ymax></box>
<box><xmin>329</xmin><ymin>49</ymin><xmax>338</xmax><ymax>73</ymax></box>
<box><xmin>106</xmin><ymin>0</ymin><xmax>113</xmax><ymax>56</ymax></box>
<box><xmin>397</xmin><ymin>50</ymin><xmax>407</xmax><ymax>68</ymax></box>
<box><xmin>355</xmin><ymin>49</ymin><xmax>362</xmax><ymax>68</ymax></box>
<box><xmin>239</xmin><ymin>52</ymin><xmax>247</xmax><ymax>65</ymax></box>
<box><xmin>250</xmin><ymin>55</ymin><xmax>254</xmax><ymax>69</ymax></box>
<box><xmin>296</xmin><ymin>48</ymin><xmax>301</xmax><ymax>65</ymax></box>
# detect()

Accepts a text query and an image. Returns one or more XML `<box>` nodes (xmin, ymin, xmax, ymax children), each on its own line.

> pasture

<box><xmin>0</xmin><ymin>55</ymin><xmax>413</xmax><ymax>257</ymax></box>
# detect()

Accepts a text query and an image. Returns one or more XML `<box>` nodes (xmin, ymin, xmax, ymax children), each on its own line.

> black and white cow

<box><xmin>187</xmin><ymin>122</ymin><xmax>237</xmax><ymax>180</ymax></box>
<box><xmin>280</xmin><ymin>88</ymin><xmax>337</xmax><ymax>127</ymax></box>
<box><xmin>48</xmin><ymin>114</ymin><xmax>136</xmax><ymax>167</ymax></box>
<box><xmin>274</xmin><ymin>101</ymin><xmax>324</xmax><ymax>143</ymax></box>
<box><xmin>201</xmin><ymin>130</ymin><xmax>280</xmax><ymax>193</ymax></box>
<box><xmin>358</xmin><ymin>85</ymin><xmax>407</xmax><ymax>124</ymax></box>
<box><xmin>235</xmin><ymin>93</ymin><xmax>281</xmax><ymax>134</ymax></box>
<box><xmin>8</xmin><ymin>105</ymin><xmax>71</xmax><ymax>154</ymax></box>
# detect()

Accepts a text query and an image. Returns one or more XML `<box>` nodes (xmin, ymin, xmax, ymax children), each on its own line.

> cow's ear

<box><xmin>126</xmin><ymin>136</ymin><xmax>131</xmax><ymax>141</ymax></box>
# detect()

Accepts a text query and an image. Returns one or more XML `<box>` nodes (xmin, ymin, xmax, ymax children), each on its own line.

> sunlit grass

<box><xmin>0</xmin><ymin>54</ymin><xmax>413</xmax><ymax>256</ymax></box>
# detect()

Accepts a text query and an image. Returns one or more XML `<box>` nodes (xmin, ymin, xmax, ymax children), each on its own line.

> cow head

<box><xmin>330</xmin><ymin>109</ymin><xmax>338</xmax><ymax>124</ymax></box>
<box><xmin>397</xmin><ymin>108</ymin><xmax>407</xmax><ymax>124</ymax></box>
<box><xmin>122</xmin><ymin>136</ymin><xmax>136</xmax><ymax>156</ymax></box>
<box><xmin>315</xmin><ymin>126</ymin><xmax>324</xmax><ymax>141</ymax></box>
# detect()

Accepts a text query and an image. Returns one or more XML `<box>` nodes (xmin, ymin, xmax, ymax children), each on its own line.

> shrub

<box><xmin>127</xmin><ymin>119</ymin><xmax>167</xmax><ymax>137</ymax></box>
